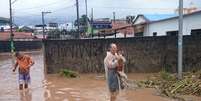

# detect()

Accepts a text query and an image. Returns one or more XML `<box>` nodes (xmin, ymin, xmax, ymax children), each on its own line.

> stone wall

<box><xmin>44</xmin><ymin>35</ymin><xmax>201</xmax><ymax>74</ymax></box>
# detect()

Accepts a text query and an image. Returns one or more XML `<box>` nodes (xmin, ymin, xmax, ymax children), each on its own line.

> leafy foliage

<box><xmin>59</xmin><ymin>69</ymin><xmax>79</xmax><ymax>78</ymax></box>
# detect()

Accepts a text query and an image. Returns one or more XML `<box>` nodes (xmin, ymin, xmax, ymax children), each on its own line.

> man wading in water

<box><xmin>104</xmin><ymin>43</ymin><xmax>126</xmax><ymax>101</ymax></box>
<box><xmin>13</xmin><ymin>52</ymin><xmax>34</xmax><ymax>90</ymax></box>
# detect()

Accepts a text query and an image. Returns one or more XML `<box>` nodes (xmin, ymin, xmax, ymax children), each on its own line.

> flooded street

<box><xmin>0</xmin><ymin>52</ymin><xmax>45</xmax><ymax>101</ymax></box>
<box><xmin>0</xmin><ymin>51</ymin><xmax>200</xmax><ymax>101</ymax></box>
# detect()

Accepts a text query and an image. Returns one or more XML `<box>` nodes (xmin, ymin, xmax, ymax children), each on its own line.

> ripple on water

<box><xmin>58</xmin><ymin>88</ymin><xmax>74</xmax><ymax>91</ymax></box>
<box><xmin>55</xmin><ymin>91</ymin><xmax>65</xmax><ymax>95</ymax></box>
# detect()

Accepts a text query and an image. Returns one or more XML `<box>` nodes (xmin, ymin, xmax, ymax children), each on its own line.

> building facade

<box><xmin>144</xmin><ymin>11</ymin><xmax>201</xmax><ymax>36</ymax></box>
<box><xmin>112</xmin><ymin>19</ymin><xmax>134</xmax><ymax>37</ymax></box>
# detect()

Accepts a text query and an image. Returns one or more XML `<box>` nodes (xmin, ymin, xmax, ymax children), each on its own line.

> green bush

<box><xmin>59</xmin><ymin>69</ymin><xmax>79</xmax><ymax>78</ymax></box>
<box><xmin>159</xmin><ymin>69</ymin><xmax>176</xmax><ymax>81</ymax></box>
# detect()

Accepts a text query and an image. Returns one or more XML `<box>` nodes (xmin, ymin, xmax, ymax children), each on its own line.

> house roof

<box><xmin>133</xmin><ymin>15</ymin><xmax>150</xmax><ymax>24</ymax></box>
<box><xmin>91</xmin><ymin>21</ymin><xmax>111</xmax><ymax>25</ymax></box>
<box><xmin>150</xmin><ymin>10</ymin><xmax>201</xmax><ymax>24</ymax></box>
<box><xmin>0</xmin><ymin>32</ymin><xmax>36</xmax><ymax>41</ymax></box>
<box><xmin>0</xmin><ymin>17</ymin><xmax>10</xmax><ymax>26</ymax></box>
<box><xmin>133</xmin><ymin>14</ymin><xmax>177</xmax><ymax>25</ymax></box>
<box><xmin>0</xmin><ymin>17</ymin><xmax>9</xmax><ymax>22</ymax></box>
<box><xmin>134</xmin><ymin>10</ymin><xmax>201</xmax><ymax>25</ymax></box>
<box><xmin>144</xmin><ymin>14</ymin><xmax>177</xmax><ymax>22</ymax></box>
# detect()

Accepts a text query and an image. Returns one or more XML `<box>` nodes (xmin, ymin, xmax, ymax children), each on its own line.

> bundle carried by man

<box><xmin>116</xmin><ymin>51</ymin><xmax>129</xmax><ymax>89</ymax></box>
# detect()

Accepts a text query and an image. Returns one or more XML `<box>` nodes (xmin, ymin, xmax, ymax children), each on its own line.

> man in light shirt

<box><xmin>104</xmin><ymin>43</ymin><xmax>126</xmax><ymax>101</ymax></box>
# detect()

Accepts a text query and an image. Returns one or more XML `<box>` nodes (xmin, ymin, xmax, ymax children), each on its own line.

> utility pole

<box><xmin>42</xmin><ymin>12</ymin><xmax>45</xmax><ymax>39</ymax></box>
<box><xmin>76</xmin><ymin>0</ymin><xmax>80</xmax><ymax>38</ymax></box>
<box><xmin>9</xmin><ymin>0</ymin><xmax>15</xmax><ymax>67</ymax></box>
<box><xmin>85</xmin><ymin>0</ymin><xmax>88</xmax><ymax>17</ymax></box>
<box><xmin>41</xmin><ymin>11</ymin><xmax>51</xmax><ymax>39</ymax></box>
<box><xmin>91</xmin><ymin>8</ymin><xmax>94</xmax><ymax>38</ymax></box>
<box><xmin>113</xmin><ymin>12</ymin><xmax>116</xmax><ymax>23</ymax></box>
<box><xmin>178</xmin><ymin>0</ymin><xmax>183</xmax><ymax>79</ymax></box>
<box><xmin>72</xmin><ymin>21</ymin><xmax>74</xmax><ymax>29</ymax></box>
<box><xmin>85</xmin><ymin>0</ymin><xmax>88</xmax><ymax>37</ymax></box>
<box><xmin>113</xmin><ymin>12</ymin><xmax>116</xmax><ymax>38</ymax></box>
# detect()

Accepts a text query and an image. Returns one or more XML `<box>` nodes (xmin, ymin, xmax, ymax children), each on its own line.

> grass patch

<box><xmin>59</xmin><ymin>69</ymin><xmax>79</xmax><ymax>78</ymax></box>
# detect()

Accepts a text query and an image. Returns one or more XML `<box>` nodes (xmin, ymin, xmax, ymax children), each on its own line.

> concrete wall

<box><xmin>0</xmin><ymin>41</ymin><xmax>42</xmax><ymax>52</ymax></box>
<box><xmin>144</xmin><ymin>12</ymin><xmax>201</xmax><ymax>36</ymax></box>
<box><xmin>44</xmin><ymin>35</ymin><xmax>201</xmax><ymax>74</ymax></box>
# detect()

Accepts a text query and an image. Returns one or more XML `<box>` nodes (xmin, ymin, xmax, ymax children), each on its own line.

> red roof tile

<box><xmin>0</xmin><ymin>32</ymin><xmax>35</xmax><ymax>41</ymax></box>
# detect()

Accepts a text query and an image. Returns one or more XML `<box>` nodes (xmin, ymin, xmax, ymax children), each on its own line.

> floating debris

<box><xmin>135</xmin><ymin>70</ymin><xmax>201</xmax><ymax>100</ymax></box>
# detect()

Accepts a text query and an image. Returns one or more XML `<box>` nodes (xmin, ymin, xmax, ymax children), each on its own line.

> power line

<box><xmin>91</xmin><ymin>6</ymin><xmax>178</xmax><ymax>10</ymax></box>
<box><xmin>13</xmin><ymin>3</ymin><xmax>76</xmax><ymax>25</ymax></box>
<box><xmin>14</xmin><ymin>11</ymin><xmax>42</xmax><ymax>17</ymax></box>
<box><xmin>11</xmin><ymin>0</ymin><xmax>19</xmax><ymax>4</ymax></box>
<box><xmin>14</xmin><ymin>3</ymin><xmax>76</xmax><ymax>17</ymax></box>
<box><xmin>50</xmin><ymin>3</ymin><xmax>76</xmax><ymax>13</ymax></box>
<box><xmin>14</xmin><ymin>0</ymin><xmax>75</xmax><ymax>11</ymax></box>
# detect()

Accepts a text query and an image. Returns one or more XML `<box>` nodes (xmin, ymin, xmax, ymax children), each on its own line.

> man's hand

<box><xmin>19</xmin><ymin>68</ymin><xmax>29</xmax><ymax>74</ymax></box>
<box><xmin>13</xmin><ymin>62</ymin><xmax>18</xmax><ymax>72</ymax></box>
<box><xmin>25</xmin><ymin>67</ymin><xmax>30</xmax><ymax>72</ymax></box>
<box><xmin>115</xmin><ymin>54</ymin><xmax>121</xmax><ymax>60</ymax></box>
<box><xmin>12</xmin><ymin>68</ymin><xmax>16</xmax><ymax>72</ymax></box>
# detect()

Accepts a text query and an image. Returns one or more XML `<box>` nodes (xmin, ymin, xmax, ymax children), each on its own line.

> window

<box><xmin>135</xmin><ymin>32</ymin><xmax>143</xmax><ymax>37</ymax></box>
<box><xmin>166</xmin><ymin>31</ymin><xmax>178</xmax><ymax>36</ymax></box>
<box><xmin>108</xmin><ymin>25</ymin><xmax>112</xmax><ymax>28</ymax></box>
<box><xmin>191</xmin><ymin>29</ymin><xmax>201</xmax><ymax>35</ymax></box>
<box><xmin>153</xmin><ymin>32</ymin><xmax>157</xmax><ymax>36</ymax></box>
<box><xmin>0</xmin><ymin>27</ymin><xmax>4</xmax><ymax>32</ymax></box>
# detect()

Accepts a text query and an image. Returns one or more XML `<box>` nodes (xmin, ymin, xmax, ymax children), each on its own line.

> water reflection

<box><xmin>19</xmin><ymin>89</ymin><xmax>32</xmax><ymax>101</ymax></box>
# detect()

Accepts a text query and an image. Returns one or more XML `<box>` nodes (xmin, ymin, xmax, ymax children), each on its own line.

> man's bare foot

<box><xmin>19</xmin><ymin>84</ymin><xmax>23</xmax><ymax>90</ymax></box>
<box><xmin>24</xmin><ymin>83</ymin><xmax>28</xmax><ymax>89</ymax></box>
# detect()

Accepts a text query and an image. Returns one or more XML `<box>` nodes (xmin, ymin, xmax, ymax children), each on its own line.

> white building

<box><xmin>143</xmin><ymin>11</ymin><xmax>201</xmax><ymax>36</ymax></box>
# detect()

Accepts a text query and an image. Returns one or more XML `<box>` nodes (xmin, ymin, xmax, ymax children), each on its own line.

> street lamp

<box><xmin>41</xmin><ymin>11</ymin><xmax>51</xmax><ymax>39</ymax></box>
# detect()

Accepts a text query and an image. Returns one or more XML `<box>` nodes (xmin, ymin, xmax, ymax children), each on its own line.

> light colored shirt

<box><xmin>104</xmin><ymin>52</ymin><xmax>118</xmax><ymax>69</ymax></box>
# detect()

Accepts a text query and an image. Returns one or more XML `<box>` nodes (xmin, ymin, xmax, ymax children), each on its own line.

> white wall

<box><xmin>144</xmin><ymin>13</ymin><xmax>201</xmax><ymax>36</ymax></box>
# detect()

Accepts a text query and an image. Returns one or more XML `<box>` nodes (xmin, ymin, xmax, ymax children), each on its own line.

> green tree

<box><xmin>74</xmin><ymin>15</ymin><xmax>89</xmax><ymax>33</ymax></box>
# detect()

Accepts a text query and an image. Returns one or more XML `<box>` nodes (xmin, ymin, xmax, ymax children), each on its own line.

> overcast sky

<box><xmin>0</xmin><ymin>0</ymin><xmax>201</xmax><ymax>19</ymax></box>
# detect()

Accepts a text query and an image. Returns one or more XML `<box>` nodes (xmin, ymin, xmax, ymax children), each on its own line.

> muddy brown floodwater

<box><xmin>0</xmin><ymin>51</ymin><xmax>201</xmax><ymax>101</ymax></box>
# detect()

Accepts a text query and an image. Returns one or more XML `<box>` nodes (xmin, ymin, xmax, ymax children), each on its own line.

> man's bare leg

<box><xmin>24</xmin><ymin>83</ymin><xmax>28</xmax><ymax>89</ymax></box>
<box><xmin>110</xmin><ymin>92</ymin><xmax>117</xmax><ymax>101</ymax></box>
<box><xmin>19</xmin><ymin>84</ymin><xmax>23</xmax><ymax>90</ymax></box>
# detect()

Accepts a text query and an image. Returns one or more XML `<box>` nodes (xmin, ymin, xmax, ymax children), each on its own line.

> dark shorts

<box><xmin>19</xmin><ymin>72</ymin><xmax>30</xmax><ymax>84</ymax></box>
<box><xmin>108</xmin><ymin>68</ymin><xmax>119</xmax><ymax>92</ymax></box>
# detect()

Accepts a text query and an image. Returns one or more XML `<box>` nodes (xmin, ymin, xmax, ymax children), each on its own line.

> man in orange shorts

<box><xmin>13</xmin><ymin>52</ymin><xmax>34</xmax><ymax>90</ymax></box>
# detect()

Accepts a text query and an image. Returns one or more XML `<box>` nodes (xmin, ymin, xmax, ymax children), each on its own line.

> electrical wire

<box><xmin>11</xmin><ymin>0</ymin><xmax>19</xmax><ymax>4</ymax></box>
<box><xmin>14</xmin><ymin>3</ymin><xmax>76</xmax><ymax>19</ymax></box>
<box><xmin>14</xmin><ymin>2</ymin><xmax>76</xmax><ymax>17</ymax></box>
<box><xmin>88</xmin><ymin>6</ymin><xmax>177</xmax><ymax>11</ymax></box>
<box><xmin>14</xmin><ymin>0</ymin><xmax>75</xmax><ymax>11</ymax></box>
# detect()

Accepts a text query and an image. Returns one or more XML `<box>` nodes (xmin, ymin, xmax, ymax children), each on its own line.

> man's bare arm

<box><xmin>27</xmin><ymin>58</ymin><xmax>34</xmax><ymax>70</ymax></box>
<box><xmin>29</xmin><ymin>61</ymin><xmax>34</xmax><ymax>67</ymax></box>
<box><xmin>13</xmin><ymin>62</ymin><xmax>18</xmax><ymax>72</ymax></box>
